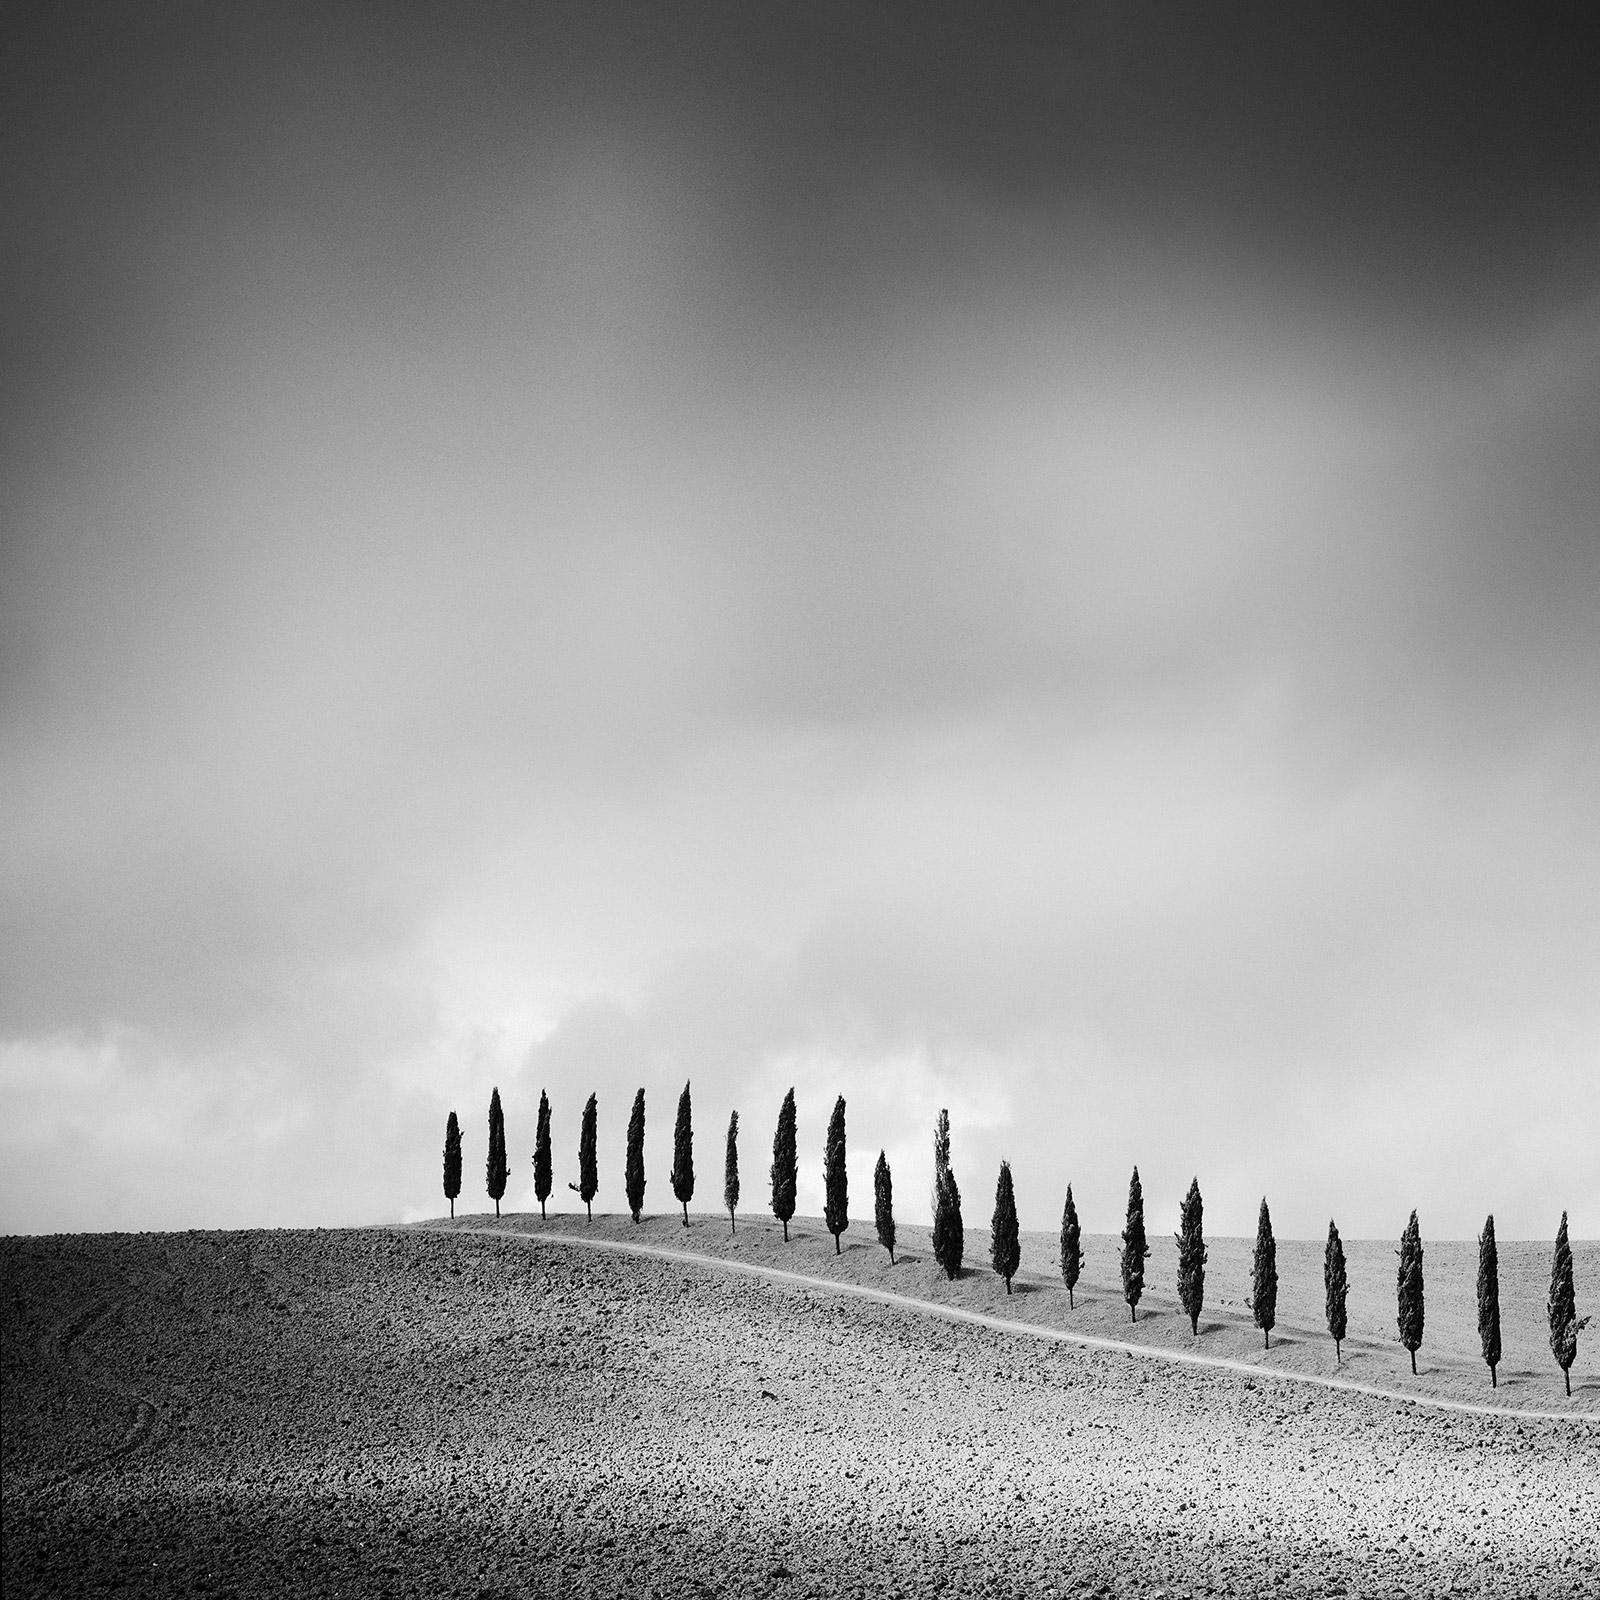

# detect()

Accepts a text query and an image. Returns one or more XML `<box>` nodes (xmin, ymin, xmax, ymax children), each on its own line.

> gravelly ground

<box><xmin>3</xmin><ymin>1225</ymin><xmax>1597</xmax><ymax>1599</ymax></box>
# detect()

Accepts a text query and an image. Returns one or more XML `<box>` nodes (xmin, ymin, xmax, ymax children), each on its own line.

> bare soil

<box><xmin>459</xmin><ymin>1210</ymin><xmax>1597</xmax><ymax>1415</ymax></box>
<box><xmin>4</xmin><ymin>1222</ymin><xmax>1597</xmax><ymax>1599</ymax></box>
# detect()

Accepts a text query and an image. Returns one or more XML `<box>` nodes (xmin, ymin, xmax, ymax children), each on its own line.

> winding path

<box><xmin>32</xmin><ymin>1298</ymin><xmax>170</xmax><ymax>1490</ymax></box>
<box><xmin>430</xmin><ymin>1223</ymin><xmax>1599</xmax><ymax>1428</ymax></box>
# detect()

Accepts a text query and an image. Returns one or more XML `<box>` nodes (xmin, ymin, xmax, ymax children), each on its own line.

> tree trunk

<box><xmin>1335</xmin><ymin>1338</ymin><xmax>1341</xmax><ymax>1367</ymax></box>
<box><xmin>835</xmin><ymin>1233</ymin><xmax>840</xmax><ymax>1255</ymax></box>
<box><xmin>1566</xmin><ymin>1369</ymin><xmax>1572</xmax><ymax>1397</ymax></box>
<box><xmin>1004</xmin><ymin>1277</ymin><xmax>1011</xmax><ymax>1295</ymax></box>
<box><xmin>682</xmin><ymin>1201</ymin><xmax>688</xmax><ymax>1227</ymax></box>
<box><xmin>782</xmin><ymin>1219</ymin><xmax>788</xmax><ymax>1242</ymax></box>
<box><xmin>540</xmin><ymin>1200</ymin><xmax>546</xmax><ymax>1220</ymax></box>
<box><xmin>1068</xmin><ymin>1288</ymin><xmax>1073</xmax><ymax>1309</ymax></box>
<box><xmin>889</xmin><ymin>1248</ymin><xmax>895</xmax><ymax>1265</ymax></box>
<box><xmin>449</xmin><ymin>1198</ymin><xmax>454</xmax><ymax>1219</ymax></box>
<box><xmin>1130</xmin><ymin>1305</ymin><xmax>1136</xmax><ymax>1324</ymax></box>
<box><xmin>495</xmin><ymin>1198</ymin><xmax>500</xmax><ymax>1219</ymax></box>
<box><xmin>586</xmin><ymin>1199</ymin><xmax>592</xmax><ymax>1221</ymax></box>
<box><xmin>1410</xmin><ymin>1350</ymin><xmax>1416</xmax><ymax>1374</ymax></box>
<box><xmin>1264</xmin><ymin>1329</ymin><xmax>1269</xmax><ymax>1350</ymax></box>
<box><xmin>1490</xmin><ymin>1365</ymin><xmax>1496</xmax><ymax>1388</ymax></box>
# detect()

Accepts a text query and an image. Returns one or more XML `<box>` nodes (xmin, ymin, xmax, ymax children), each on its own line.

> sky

<box><xmin>3</xmin><ymin>5</ymin><xmax>1597</xmax><ymax>1242</ymax></box>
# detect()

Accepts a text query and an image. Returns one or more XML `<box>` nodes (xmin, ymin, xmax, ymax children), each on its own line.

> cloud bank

<box><xmin>3</xmin><ymin>7</ymin><xmax>1596</xmax><ymax>1239</ymax></box>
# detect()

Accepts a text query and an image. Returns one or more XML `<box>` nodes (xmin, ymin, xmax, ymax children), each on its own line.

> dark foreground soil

<box><xmin>3</xmin><ymin>1225</ymin><xmax>1597</xmax><ymax>1599</ymax></box>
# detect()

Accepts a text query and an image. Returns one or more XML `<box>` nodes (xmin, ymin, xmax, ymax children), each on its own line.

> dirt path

<box><xmin>432</xmin><ymin>1222</ymin><xmax>1600</xmax><ymax>1427</ymax></box>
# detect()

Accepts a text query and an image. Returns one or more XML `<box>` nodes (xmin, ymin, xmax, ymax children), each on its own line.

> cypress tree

<box><xmin>1324</xmin><ymin>1219</ymin><xmax>1348</xmax><ymax>1366</ymax></box>
<box><xmin>486</xmin><ymin>1087</ymin><xmax>508</xmax><ymax>1219</ymax></box>
<box><xmin>822</xmin><ymin>1095</ymin><xmax>849</xmax><ymax>1252</ymax></box>
<box><xmin>724</xmin><ymin>1111</ymin><xmax>740</xmax><ymax>1233</ymax></box>
<box><xmin>567</xmin><ymin>1093</ymin><xmax>598</xmax><ymax>1219</ymax></box>
<box><xmin>874</xmin><ymin>1149</ymin><xmax>895</xmax><ymax>1264</ymax></box>
<box><xmin>770</xmin><ymin>1087</ymin><xmax>797</xmax><ymax>1241</ymax></box>
<box><xmin>1120</xmin><ymin>1167</ymin><xmax>1149</xmax><ymax>1323</ymax></box>
<box><xmin>990</xmin><ymin>1161</ymin><xmax>1021</xmax><ymax>1293</ymax></box>
<box><xmin>1175</xmin><ymin>1177</ymin><xmax>1206</xmax><ymax>1336</ymax></box>
<box><xmin>443</xmin><ymin>1111</ymin><xmax>462</xmax><ymax>1219</ymax></box>
<box><xmin>1477</xmin><ymin>1213</ymin><xmax>1501</xmax><ymax>1388</ymax></box>
<box><xmin>1060</xmin><ymin>1184</ymin><xmax>1081</xmax><ymax>1308</ymax></box>
<box><xmin>1396</xmin><ymin>1209</ymin><xmax>1424</xmax><ymax>1374</ymax></box>
<box><xmin>1251</xmin><ymin>1197</ymin><xmax>1277</xmax><ymax>1349</ymax></box>
<box><xmin>671</xmin><ymin>1080</ymin><xmax>695</xmax><ymax>1226</ymax></box>
<box><xmin>625</xmin><ymin>1088</ymin><xmax>646</xmax><ymax>1223</ymax></box>
<box><xmin>533</xmin><ymin>1090</ymin><xmax>552</xmax><ymax>1220</ymax></box>
<box><xmin>1548</xmin><ymin>1210</ymin><xmax>1589</xmax><ymax>1397</ymax></box>
<box><xmin>930</xmin><ymin>1108</ymin><xmax>964</xmax><ymax>1280</ymax></box>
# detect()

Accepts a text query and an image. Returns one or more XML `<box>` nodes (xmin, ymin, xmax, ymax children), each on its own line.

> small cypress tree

<box><xmin>990</xmin><ymin>1161</ymin><xmax>1021</xmax><ymax>1293</ymax></box>
<box><xmin>874</xmin><ymin>1149</ymin><xmax>895</xmax><ymax>1264</ymax></box>
<box><xmin>822</xmin><ymin>1095</ymin><xmax>849</xmax><ymax>1252</ymax></box>
<box><xmin>930</xmin><ymin>1109</ymin><xmax>964</xmax><ymax>1280</ymax></box>
<box><xmin>486</xmin><ymin>1087</ymin><xmax>508</xmax><ymax>1219</ymax></box>
<box><xmin>1548</xmin><ymin>1210</ymin><xmax>1589</xmax><ymax>1398</ymax></box>
<box><xmin>625</xmin><ymin>1088</ymin><xmax>647</xmax><ymax>1223</ymax></box>
<box><xmin>1060</xmin><ymin>1184</ymin><xmax>1081</xmax><ymax>1308</ymax></box>
<box><xmin>1396</xmin><ymin>1209</ymin><xmax>1424</xmax><ymax>1374</ymax></box>
<box><xmin>567</xmin><ymin>1093</ymin><xmax>598</xmax><ymax>1219</ymax></box>
<box><xmin>1120</xmin><ymin>1167</ymin><xmax>1149</xmax><ymax>1323</ymax></box>
<box><xmin>443</xmin><ymin>1111</ymin><xmax>462</xmax><ymax>1219</ymax></box>
<box><xmin>1175</xmin><ymin>1176</ymin><xmax>1206</xmax><ymax>1336</ymax></box>
<box><xmin>1477</xmin><ymin>1213</ymin><xmax>1501</xmax><ymax>1388</ymax></box>
<box><xmin>1251</xmin><ymin>1197</ymin><xmax>1277</xmax><ymax>1350</ymax></box>
<box><xmin>533</xmin><ymin>1090</ymin><xmax>552</xmax><ymax>1220</ymax></box>
<box><xmin>671</xmin><ymin>1080</ymin><xmax>695</xmax><ymax>1226</ymax></box>
<box><xmin>1324</xmin><ymin>1219</ymin><xmax>1348</xmax><ymax>1366</ymax></box>
<box><xmin>770</xmin><ymin>1087</ymin><xmax>798</xmax><ymax>1241</ymax></box>
<box><xmin>724</xmin><ymin>1110</ymin><xmax>740</xmax><ymax>1233</ymax></box>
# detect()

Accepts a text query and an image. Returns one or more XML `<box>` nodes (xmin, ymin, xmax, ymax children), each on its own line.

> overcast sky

<box><xmin>3</xmin><ymin>6</ymin><xmax>1597</xmax><ymax>1241</ymax></box>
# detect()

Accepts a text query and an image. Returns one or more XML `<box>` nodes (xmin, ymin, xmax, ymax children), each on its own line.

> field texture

<box><xmin>452</xmin><ymin>1211</ymin><xmax>1598</xmax><ymax>1415</ymax></box>
<box><xmin>3</xmin><ymin>1222</ymin><xmax>1597</xmax><ymax>1599</ymax></box>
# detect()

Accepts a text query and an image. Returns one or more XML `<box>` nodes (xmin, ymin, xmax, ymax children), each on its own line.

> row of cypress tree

<box><xmin>442</xmin><ymin>1091</ymin><xmax>1587</xmax><ymax>1392</ymax></box>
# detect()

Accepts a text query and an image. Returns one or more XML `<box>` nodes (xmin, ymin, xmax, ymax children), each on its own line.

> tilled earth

<box><xmin>3</xmin><ymin>1227</ymin><xmax>1597</xmax><ymax>1599</ymax></box>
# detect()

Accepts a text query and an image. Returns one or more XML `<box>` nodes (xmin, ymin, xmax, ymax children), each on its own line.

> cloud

<box><xmin>2</xmin><ymin>8</ymin><xmax>1596</xmax><ymax>1241</ymax></box>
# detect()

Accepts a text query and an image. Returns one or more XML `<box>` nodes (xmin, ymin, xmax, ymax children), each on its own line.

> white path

<box><xmin>418</xmin><ymin>1223</ymin><xmax>1599</xmax><ymax>1428</ymax></box>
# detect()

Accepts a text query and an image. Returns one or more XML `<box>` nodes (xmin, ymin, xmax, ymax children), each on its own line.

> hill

<box><xmin>4</xmin><ymin>1225</ymin><xmax>1597</xmax><ymax>1598</ymax></box>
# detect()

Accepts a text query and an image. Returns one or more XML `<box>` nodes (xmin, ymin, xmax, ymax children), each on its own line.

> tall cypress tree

<box><xmin>1175</xmin><ymin>1177</ymin><xmax>1206</xmax><ymax>1336</ymax></box>
<box><xmin>1548</xmin><ymin>1210</ymin><xmax>1588</xmax><ymax>1397</ymax></box>
<box><xmin>671</xmin><ymin>1081</ymin><xmax>695</xmax><ymax>1226</ymax></box>
<box><xmin>1060</xmin><ymin>1184</ymin><xmax>1081</xmax><ymax>1308</ymax></box>
<box><xmin>1477</xmin><ymin>1213</ymin><xmax>1501</xmax><ymax>1388</ymax></box>
<box><xmin>1396</xmin><ymin>1209</ymin><xmax>1424</xmax><ymax>1374</ymax></box>
<box><xmin>874</xmin><ymin>1149</ymin><xmax>896</xmax><ymax>1264</ymax></box>
<box><xmin>1251</xmin><ymin>1197</ymin><xmax>1277</xmax><ymax>1349</ymax></box>
<box><xmin>568</xmin><ymin>1093</ymin><xmax>598</xmax><ymax>1220</ymax></box>
<box><xmin>533</xmin><ymin>1090</ymin><xmax>552</xmax><ymax>1220</ymax></box>
<box><xmin>1325</xmin><ymin>1219</ymin><xmax>1348</xmax><ymax>1366</ymax></box>
<box><xmin>1120</xmin><ymin>1167</ymin><xmax>1149</xmax><ymax>1323</ymax></box>
<box><xmin>770</xmin><ymin>1087</ymin><xmax>797</xmax><ymax>1241</ymax></box>
<box><xmin>443</xmin><ymin>1111</ymin><xmax>462</xmax><ymax>1219</ymax></box>
<box><xmin>990</xmin><ymin>1161</ymin><xmax>1021</xmax><ymax>1293</ymax></box>
<box><xmin>724</xmin><ymin>1110</ymin><xmax>740</xmax><ymax>1233</ymax></box>
<box><xmin>625</xmin><ymin>1088</ymin><xmax>647</xmax><ymax>1223</ymax></box>
<box><xmin>931</xmin><ymin>1108</ymin><xmax>964</xmax><ymax>1280</ymax></box>
<box><xmin>486</xmin><ymin>1087</ymin><xmax>508</xmax><ymax>1219</ymax></box>
<box><xmin>822</xmin><ymin>1095</ymin><xmax>848</xmax><ymax>1252</ymax></box>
